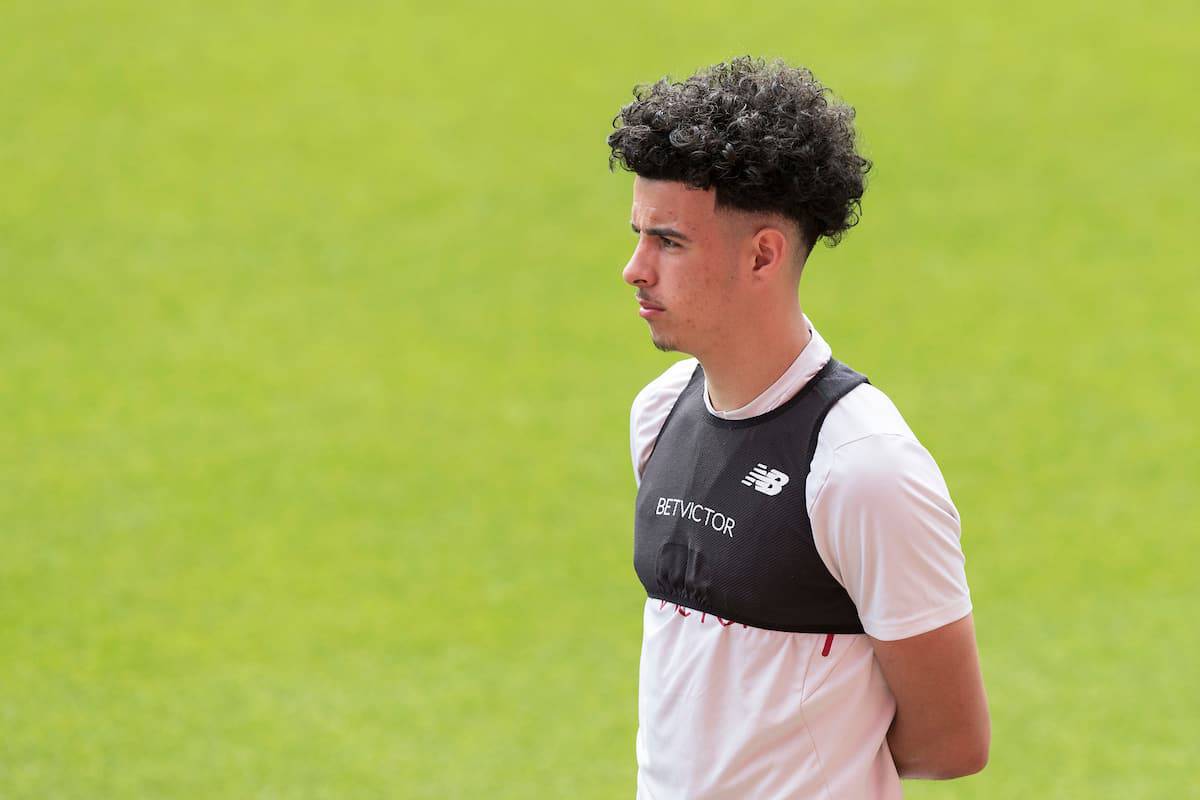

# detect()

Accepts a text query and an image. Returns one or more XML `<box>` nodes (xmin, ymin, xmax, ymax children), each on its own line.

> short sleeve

<box><xmin>809</xmin><ymin>433</ymin><xmax>972</xmax><ymax>641</ymax></box>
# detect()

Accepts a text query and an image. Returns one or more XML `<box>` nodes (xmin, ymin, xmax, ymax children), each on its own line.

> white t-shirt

<box><xmin>630</xmin><ymin>313</ymin><xmax>972</xmax><ymax>800</ymax></box>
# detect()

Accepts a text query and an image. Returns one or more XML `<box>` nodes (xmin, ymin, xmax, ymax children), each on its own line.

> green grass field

<box><xmin>3</xmin><ymin>1</ymin><xmax>1197</xmax><ymax>797</ymax></box>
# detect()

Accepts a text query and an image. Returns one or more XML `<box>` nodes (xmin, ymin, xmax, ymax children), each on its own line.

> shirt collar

<box><xmin>702</xmin><ymin>312</ymin><xmax>833</xmax><ymax>421</ymax></box>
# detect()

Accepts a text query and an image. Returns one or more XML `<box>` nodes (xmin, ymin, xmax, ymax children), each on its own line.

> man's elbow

<box><xmin>943</xmin><ymin>743</ymin><xmax>989</xmax><ymax>779</ymax></box>
<box><xmin>898</xmin><ymin>728</ymin><xmax>989</xmax><ymax>780</ymax></box>
<box><xmin>935</xmin><ymin>735</ymin><xmax>990</xmax><ymax>779</ymax></box>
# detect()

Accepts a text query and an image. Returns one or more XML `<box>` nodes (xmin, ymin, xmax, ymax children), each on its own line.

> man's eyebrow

<box><xmin>630</xmin><ymin>223</ymin><xmax>692</xmax><ymax>242</ymax></box>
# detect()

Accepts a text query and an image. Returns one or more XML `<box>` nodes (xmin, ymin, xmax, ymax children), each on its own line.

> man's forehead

<box><xmin>630</xmin><ymin>178</ymin><xmax>716</xmax><ymax>228</ymax></box>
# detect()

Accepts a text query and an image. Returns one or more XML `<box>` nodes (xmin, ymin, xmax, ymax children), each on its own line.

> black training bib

<box><xmin>633</xmin><ymin>357</ymin><xmax>870</xmax><ymax>633</ymax></box>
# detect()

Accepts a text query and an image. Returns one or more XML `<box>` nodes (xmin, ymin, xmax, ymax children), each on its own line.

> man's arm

<box><xmin>869</xmin><ymin>612</ymin><xmax>990</xmax><ymax>779</ymax></box>
<box><xmin>808</xmin><ymin>429</ymin><xmax>988</xmax><ymax>780</ymax></box>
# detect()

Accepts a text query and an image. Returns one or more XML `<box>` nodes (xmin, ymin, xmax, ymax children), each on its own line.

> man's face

<box><xmin>622</xmin><ymin>177</ymin><xmax>746</xmax><ymax>355</ymax></box>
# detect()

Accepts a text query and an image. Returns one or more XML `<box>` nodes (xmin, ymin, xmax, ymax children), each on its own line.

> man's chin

<box><xmin>651</xmin><ymin>333</ymin><xmax>680</xmax><ymax>353</ymax></box>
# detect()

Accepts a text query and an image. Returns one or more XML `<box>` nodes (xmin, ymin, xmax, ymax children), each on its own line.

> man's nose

<box><xmin>622</xmin><ymin>240</ymin><xmax>654</xmax><ymax>286</ymax></box>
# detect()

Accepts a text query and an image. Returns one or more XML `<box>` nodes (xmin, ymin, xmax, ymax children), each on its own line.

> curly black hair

<box><xmin>607</xmin><ymin>56</ymin><xmax>871</xmax><ymax>249</ymax></box>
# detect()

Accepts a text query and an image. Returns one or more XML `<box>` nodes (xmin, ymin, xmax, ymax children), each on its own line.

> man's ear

<box><xmin>750</xmin><ymin>226</ymin><xmax>791</xmax><ymax>280</ymax></box>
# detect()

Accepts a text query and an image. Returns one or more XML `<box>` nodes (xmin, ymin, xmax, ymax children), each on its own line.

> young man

<box><xmin>608</xmin><ymin>57</ymin><xmax>990</xmax><ymax>799</ymax></box>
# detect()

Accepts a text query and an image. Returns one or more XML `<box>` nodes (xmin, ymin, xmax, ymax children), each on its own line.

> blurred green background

<box><xmin>2</xmin><ymin>1</ymin><xmax>1197</xmax><ymax>797</ymax></box>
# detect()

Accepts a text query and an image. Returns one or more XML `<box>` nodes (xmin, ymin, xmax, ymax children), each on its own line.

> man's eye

<box><xmin>659</xmin><ymin>237</ymin><xmax>678</xmax><ymax>249</ymax></box>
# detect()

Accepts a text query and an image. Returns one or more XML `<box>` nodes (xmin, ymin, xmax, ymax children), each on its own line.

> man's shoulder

<box><xmin>807</xmin><ymin>378</ymin><xmax>954</xmax><ymax>521</ymax></box>
<box><xmin>629</xmin><ymin>358</ymin><xmax>698</xmax><ymax>486</ymax></box>
<box><xmin>820</xmin><ymin>379</ymin><xmax>920</xmax><ymax>452</ymax></box>
<box><xmin>632</xmin><ymin>357</ymin><xmax>697</xmax><ymax>411</ymax></box>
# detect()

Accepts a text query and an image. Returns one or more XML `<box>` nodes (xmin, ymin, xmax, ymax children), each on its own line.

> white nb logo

<box><xmin>741</xmin><ymin>463</ymin><xmax>790</xmax><ymax>496</ymax></box>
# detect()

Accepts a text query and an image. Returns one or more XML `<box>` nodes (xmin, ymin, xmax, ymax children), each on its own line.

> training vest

<box><xmin>633</xmin><ymin>356</ymin><xmax>871</xmax><ymax>633</ymax></box>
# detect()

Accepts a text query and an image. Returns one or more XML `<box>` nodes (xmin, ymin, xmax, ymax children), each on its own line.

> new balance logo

<box><xmin>742</xmin><ymin>463</ymin><xmax>789</xmax><ymax>496</ymax></box>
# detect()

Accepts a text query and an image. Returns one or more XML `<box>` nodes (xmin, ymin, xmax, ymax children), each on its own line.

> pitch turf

<box><xmin>2</xmin><ymin>2</ymin><xmax>1197</xmax><ymax>797</ymax></box>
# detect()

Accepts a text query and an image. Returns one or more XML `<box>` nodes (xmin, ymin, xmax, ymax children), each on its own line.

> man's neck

<box><xmin>699</xmin><ymin>309</ymin><xmax>813</xmax><ymax>413</ymax></box>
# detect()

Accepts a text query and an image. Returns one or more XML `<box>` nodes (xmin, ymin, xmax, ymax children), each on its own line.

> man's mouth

<box><xmin>638</xmin><ymin>300</ymin><xmax>665</xmax><ymax>319</ymax></box>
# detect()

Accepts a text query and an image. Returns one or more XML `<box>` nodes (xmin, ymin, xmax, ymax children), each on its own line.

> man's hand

<box><xmin>869</xmin><ymin>612</ymin><xmax>990</xmax><ymax>780</ymax></box>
